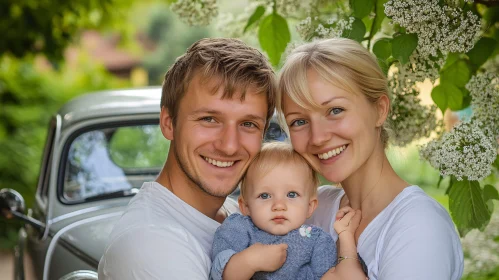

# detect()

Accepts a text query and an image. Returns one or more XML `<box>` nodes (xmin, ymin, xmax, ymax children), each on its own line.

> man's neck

<box><xmin>156</xmin><ymin>160</ymin><xmax>227</xmax><ymax>221</ymax></box>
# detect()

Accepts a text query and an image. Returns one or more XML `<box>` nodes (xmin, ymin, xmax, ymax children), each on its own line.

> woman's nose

<box><xmin>310</xmin><ymin>119</ymin><xmax>331</xmax><ymax>146</ymax></box>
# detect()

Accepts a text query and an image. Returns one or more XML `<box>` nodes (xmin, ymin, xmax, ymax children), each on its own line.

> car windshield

<box><xmin>63</xmin><ymin>124</ymin><xmax>168</xmax><ymax>202</ymax></box>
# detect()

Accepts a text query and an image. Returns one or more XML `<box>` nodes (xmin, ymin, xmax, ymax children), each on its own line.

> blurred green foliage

<box><xmin>0</xmin><ymin>0</ymin><xmax>133</xmax><ymax>60</ymax></box>
<box><xmin>0</xmin><ymin>55</ymin><xmax>130</xmax><ymax>249</ymax></box>
<box><xmin>141</xmin><ymin>2</ymin><xmax>212</xmax><ymax>84</ymax></box>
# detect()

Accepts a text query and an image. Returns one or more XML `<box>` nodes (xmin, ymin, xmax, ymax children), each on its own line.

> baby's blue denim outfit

<box><xmin>210</xmin><ymin>214</ymin><xmax>337</xmax><ymax>280</ymax></box>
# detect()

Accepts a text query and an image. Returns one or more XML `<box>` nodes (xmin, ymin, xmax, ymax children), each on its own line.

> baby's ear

<box><xmin>307</xmin><ymin>197</ymin><xmax>318</xmax><ymax>218</ymax></box>
<box><xmin>238</xmin><ymin>196</ymin><xmax>250</xmax><ymax>216</ymax></box>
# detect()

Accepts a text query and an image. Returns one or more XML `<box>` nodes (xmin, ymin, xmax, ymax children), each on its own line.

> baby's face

<box><xmin>240</xmin><ymin>163</ymin><xmax>317</xmax><ymax>236</ymax></box>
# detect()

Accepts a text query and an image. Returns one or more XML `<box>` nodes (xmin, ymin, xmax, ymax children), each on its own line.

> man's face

<box><xmin>170</xmin><ymin>73</ymin><xmax>268</xmax><ymax>197</ymax></box>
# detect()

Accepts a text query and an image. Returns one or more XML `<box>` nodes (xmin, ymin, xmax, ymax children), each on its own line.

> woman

<box><xmin>277</xmin><ymin>38</ymin><xmax>463</xmax><ymax>280</ymax></box>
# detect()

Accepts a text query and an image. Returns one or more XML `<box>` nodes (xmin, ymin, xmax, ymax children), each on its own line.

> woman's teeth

<box><xmin>204</xmin><ymin>157</ymin><xmax>235</xmax><ymax>167</ymax></box>
<box><xmin>318</xmin><ymin>145</ymin><xmax>346</xmax><ymax>160</ymax></box>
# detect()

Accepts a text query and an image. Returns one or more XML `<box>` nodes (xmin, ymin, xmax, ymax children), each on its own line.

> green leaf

<box><xmin>373</xmin><ymin>38</ymin><xmax>392</xmax><ymax>61</ymax></box>
<box><xmin>342</xmin><ymin>17</ymin><xmax>366</xmax><ymax>43</ymax></box>
<box><xmin>392</xmin><ymin>33</ymin><xmax>418</xmax><ymax>65</ymax></box>
<box><xmin>377</xmin><ymin>59</ymin><xmax>389</xmax><ymax>76</ymax></box>
<box><xmin>449</xmin><ymin>179</ymin><xmax>492</xmax><ymax>236</ymax></box>
<box><xmin>494</xmin><ymin>235</ymin><xmax>499</xmax><ymax>243</ymax></box>
<box><xmin>350</xmin><ymin>0</ymin><xmax>375</xmax><ymax>19</ymax></box>
<box><xmin>432</xmin><ymin>83</ymin><xmax>463</xmax><ymax>111</ymax></box>
<box><xmin>467</xmin><ymin>37</ymin><xmax>497</xmax><ymax>68</ymax></box>
<box><xmin>371</xmin><ymin>0</ymin><xmax>389</xmax><ymax>36</ymax></box>
<box><xmin>441</xmin><ymin>53</ymin><xmax>461</xmax><ymax>71</ymax></box>
<box><xmin>484</xmin><ymin>184</ymin><xmax>499</xmax><ymax>201</ymax></box>
<box><xmin>440</xmin><ymin>60</ymin><xmax>471</xmax><ymax>88</ymax></box>
<box><xmin>244</xmin><ymin>6</ymin><xmax>265</xmax><ymax>33</ymax></box>
<box><xmin>258</xmin><ymin>13</ymin><xmax>291</xmax><ymax>67</ymax></box>
<box><xmin>437</xmin><ymin>175</ymin><xmax>444</xmax><ymax>188</ymax></box>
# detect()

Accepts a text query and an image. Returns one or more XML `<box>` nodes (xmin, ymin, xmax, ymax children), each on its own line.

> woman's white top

<box><xmin>306</xmin><ymin>185</ymin><xmax>464</xmax><ymax>280</ymax></box>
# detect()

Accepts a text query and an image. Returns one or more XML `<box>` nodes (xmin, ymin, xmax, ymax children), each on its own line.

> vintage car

<box><xmin>0</xmin><ymin>88</ymin><xmax>286</xmax><ymax>280</ymax></box>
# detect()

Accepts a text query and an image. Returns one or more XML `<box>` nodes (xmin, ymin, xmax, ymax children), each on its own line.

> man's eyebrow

<box><xmin>244</xmin><ymin>114</ymin><xmax>266</xmax><ymax>124</ymax></box>
<box><xmin>191</xmin><ymin>108</ymin><xmax>222</xmax><ymax>115</ymax></box>
<box><xmin>191</xmin><ymin>109</ymin><xmax>266</xmax><ymax>123</ymax></box>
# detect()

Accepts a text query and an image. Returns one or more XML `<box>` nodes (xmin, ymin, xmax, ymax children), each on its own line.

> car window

<box><xmin>63</xmin><ymin>125</ymin><xmax>168</xmax><ymax>202</ymax></box>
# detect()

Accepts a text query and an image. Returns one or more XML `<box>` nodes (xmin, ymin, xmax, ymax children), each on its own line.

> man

<box><xmin>98</xmin><ymin>38</ymin><xmax>277</xmax><ymax>279</ymax></box>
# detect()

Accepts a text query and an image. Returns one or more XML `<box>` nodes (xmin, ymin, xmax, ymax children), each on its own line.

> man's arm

<box><xmin>99</xmin><ymin>226</ymin><xmax>210</xmax><ymax>280</ymax></box>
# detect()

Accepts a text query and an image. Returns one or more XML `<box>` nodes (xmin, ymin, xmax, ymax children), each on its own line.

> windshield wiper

<box><xmin>83</xmin><ymin>188</ymin><xmax>138</xmax><ymax>202</ymax></box>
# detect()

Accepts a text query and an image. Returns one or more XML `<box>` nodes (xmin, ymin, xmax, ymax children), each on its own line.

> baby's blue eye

<box><xmin>259</xmin><ymin>193</ymin><xmax>270</xmax><ymax>199</ymax></box>
<box><xmin>287</xmin><ymin>192</ymin><xmax>298</xmax><ymax>198</ymax></box>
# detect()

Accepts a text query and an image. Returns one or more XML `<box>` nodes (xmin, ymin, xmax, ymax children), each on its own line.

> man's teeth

<box><xmin>204</xmin><ymin>157</ymin><xmax>235</xmax><ymax>167</ymax></box>
<box><xmin>318</xmin><ymin>145</ymin><xmax>347</xmax><ymax>160</ymax></box>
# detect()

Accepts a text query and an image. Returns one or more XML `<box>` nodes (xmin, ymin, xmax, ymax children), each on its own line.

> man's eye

<box><xmin>200</xmin><ymin>117</ymin><xmax>215</xmax><ymax>123</ymax></box>
<box><xmin>287</xmin><ymin>192</ymin><xmax>298</xmax><ymax>198</ymax></box>
<box><xmin>259</xmin><ymin>193</ymin><xmax>270</xmax><ymax>199</ymax></box>
<box><xmin>329</xmin><ymin>108</ymin><xmax>344</xmax><ymax>115</ymax></box>
<box><xmin>290</xmin><ymin>119</ymin><xmax>307</xmax><ymax>127</ymax></box>
<box><xmin>242</xmin><ymin>122</ymin><xmax>256</xmax><ymax>128</ymax></box>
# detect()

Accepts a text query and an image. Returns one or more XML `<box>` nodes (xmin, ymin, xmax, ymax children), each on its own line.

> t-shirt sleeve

<box><xmin>210</xmin><ymin>214</ymin><xmax>252</xmax><ymax>280</ymax></box>
<box><xmin>98</xmin><ymin>226</ymin><xmax>209</xmax><ymax>280</ymax></box>
<box><xmin>310</xmin><ymin>228</ymin><xmax>337</xmax><ymax>279</ymax></box>
<box><xmin>377</xmin><ymin>200</ymin><xmax>463</xmax><ymax>280</ymax></box>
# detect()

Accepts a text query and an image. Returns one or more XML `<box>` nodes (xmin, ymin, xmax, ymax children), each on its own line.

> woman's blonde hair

<box><xmin>239</xmin><ymin>142</ymin><xmax>319</xmax><ymax>199</ymax></box>
<box><xmin>277</xmin><ymin>38</ymin><xmax>391</xmax><ymax>147</ymax></box>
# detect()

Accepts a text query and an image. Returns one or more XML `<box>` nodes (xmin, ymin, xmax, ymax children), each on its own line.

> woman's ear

<box><xmin>160</xmin><ymin>107</ymin><xmax>174</xmax><ymax>140</ymax></box>
<box><xmin>307</xmin><ymin>197</ymin><xmax>318</xmax><ymax>218</ymax></box>
<box><xmin>238</xmin><ymin>196</ymin><xmax>251</xmax><ymax>216</ymax></box>
<box><xmin>375</xmin><ymin>94</ymin><xmax>390</xmax><ymax>127</ymax></box>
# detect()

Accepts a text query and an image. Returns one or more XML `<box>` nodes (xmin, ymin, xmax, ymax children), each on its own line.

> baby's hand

<box><xmin>333</xmin><ymin>207</ymin><xmax>361</xmax><ymax>237</ymax></box>
<box><xmin>244</xmin><ymin>243</ymin><xmax>288</xmax><ymax>272</ymax></box>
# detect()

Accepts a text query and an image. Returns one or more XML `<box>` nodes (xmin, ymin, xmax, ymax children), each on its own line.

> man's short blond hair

<box><xmin>161</xmin><ymin>38</ymin><xmax>277</xmax><ymax>130</ymax></box>
<box><xmin>240</xmin><ymin>142</ymin><xmax>319</xmax><ymax>199</ymax></box>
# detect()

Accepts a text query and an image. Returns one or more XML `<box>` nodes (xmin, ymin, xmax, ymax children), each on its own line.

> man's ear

<box><xmin>238</xmin><ymin>196</ymin><xmax>251</xmax><ymax>216</ymax></box>
<box><xmin>307</xmin><ymin>197</ymin><xmax>318</xmax><ymax>219</ymax></box>
<box><xmin>160</xmin><ymin>107</ymin><xmax>174</xmax><ymax>140</ymax></box>
<box><xmin>375</xmin><ymin>94</ymin><xmax>390</xmax><ymax>127</ymax></box>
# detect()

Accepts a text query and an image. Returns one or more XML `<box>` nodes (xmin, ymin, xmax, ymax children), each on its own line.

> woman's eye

<box><xmin>329</xmin><ymin>108</ymin><xmax>344</xmax><ymax>115</ymax></box>
<box><xmin>287</xmin><ymin>192</ymin><xmax>298</xmax><ymax>198</ymax></box>
<box><xmin>290</xmin><ymin>119</ymin><xmax>307</xmax><ymax>127</ymax></box>
<box><xmin>259</xmin><ymin>193</ymin><xmax>270</xmax><ymax>199</ymax></box>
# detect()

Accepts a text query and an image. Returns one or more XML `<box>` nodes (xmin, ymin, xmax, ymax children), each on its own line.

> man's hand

<box><xmin>333</xmin><ymin>206</ymin><xmax>361</xmax><ymax>236</ymax></box>
<box><xmin>243</xmin><ymin>243</ymin><xmax>288</xmax><ymax>272</ymax></box>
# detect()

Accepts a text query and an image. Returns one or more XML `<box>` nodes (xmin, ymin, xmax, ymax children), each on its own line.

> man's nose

<box><xmin>214</xmin><ymin>124</ymin><xmax>240</xmax><ymax>156</ymax></box>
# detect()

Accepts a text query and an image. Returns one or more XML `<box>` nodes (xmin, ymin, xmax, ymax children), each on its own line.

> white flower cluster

<box><xmin>296</xmin><ymin>16</ymin><xmax>354</xmax><ymax>40</ymax></box>
<box><xmin>389</xmin><ymin>74</ymin><xmax>439</xmax><ymax>146</ymax></box>
<box><xmin>384</xmin><ymin>0</ymin><xmax>481</xmax><ymax>58</ymax></box>
<box><xmin>399</xmin><ymin>50</ymin><xmax>445</xmax><ymax>84</ymax></box>
<box><xmin>171</xmin><ymin>0</ymin><xmax>218</xmax><ymax>26</ymax></box>
<box><xmin>466</xmin><ymin>73</ymin><xmax>499</xmax><ymax>138</ymax></box>
<box><xmin>461</xmin><ymin>208</ymin><xmax>499</xmax><ymax>276</ymax></box>
<box><xmin>420</xmin><ymin>121</ymin><xmax>497</xmax><ymax>181</ymax></box>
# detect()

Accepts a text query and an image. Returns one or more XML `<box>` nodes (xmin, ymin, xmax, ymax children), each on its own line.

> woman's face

<box><xmin>283</xmin><ymin>69</ymin><xmax>382</xmax><ymax>183</ymax></box>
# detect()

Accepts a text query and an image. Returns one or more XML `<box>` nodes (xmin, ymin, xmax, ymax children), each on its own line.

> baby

<box><xmin>210</xmin><ymin>142</ymin><xmax>366</xmax><ymax>280</ymax></box>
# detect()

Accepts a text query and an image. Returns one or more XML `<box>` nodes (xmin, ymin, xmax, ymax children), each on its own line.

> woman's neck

<box><xmin>341</xmin><ymin>150</ymin><xmax>407</xmax><ymax>212</ymax></box>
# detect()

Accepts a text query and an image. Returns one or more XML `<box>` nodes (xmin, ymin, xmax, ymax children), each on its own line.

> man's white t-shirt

<box><xmin>306</xmin><ymin>185</ymin><xmax>464</xmax><ymax>280</ymax></box>
<box><xmin>98</xmin><ymin>182</ymin><xmax>239</xmax><ymax>280</ymax></box>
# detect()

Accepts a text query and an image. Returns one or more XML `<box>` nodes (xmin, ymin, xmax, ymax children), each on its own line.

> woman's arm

<box><xmin>321</xmin><ymin>207</ymin><xmax>367</xmax><ymax>280</ymax></box>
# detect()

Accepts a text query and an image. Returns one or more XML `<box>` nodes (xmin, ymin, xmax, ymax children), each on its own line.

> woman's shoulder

<box><xmin>386</xmin><ymin>186</ymin><xmax>457</xmax><ymax>233</ymax></box>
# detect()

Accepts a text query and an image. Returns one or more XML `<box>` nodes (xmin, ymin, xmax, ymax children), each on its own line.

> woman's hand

<box><xmin>333</xmin><ymin>206</ymin><xmax>361</xmax><ymax>237</ymax></box>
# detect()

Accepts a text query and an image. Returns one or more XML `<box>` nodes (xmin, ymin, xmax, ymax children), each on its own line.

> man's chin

<box><xmin>198</xmin><ymin>180</ymin><xmax>239</xmax><ymax>198</ymax></box>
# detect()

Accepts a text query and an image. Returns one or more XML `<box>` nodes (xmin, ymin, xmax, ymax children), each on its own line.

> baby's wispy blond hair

<box><xmin>240</xmin><ymin>142</ymin><xmax>319</xmax><ymax>199</ymax></box>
